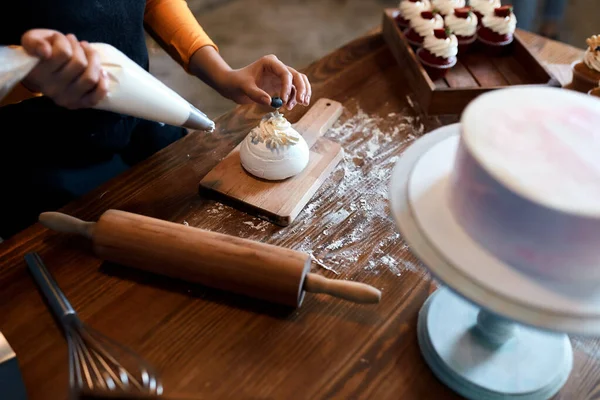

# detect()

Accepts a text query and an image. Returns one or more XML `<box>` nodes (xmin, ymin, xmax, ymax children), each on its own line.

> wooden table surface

<box><xmin>1</xmin><ymin>28</ymin><xmax>596</xmax><ymax>400</ymax></box>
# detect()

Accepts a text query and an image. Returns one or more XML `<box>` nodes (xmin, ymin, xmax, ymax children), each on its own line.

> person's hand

<box><xmin>21</xmin><ymin>29</ymin><xmax>108</xmax><ymax>110</ymax></box>
<box><xmin>215</xmin><ymin>54</ymin><xmax>311</xmax><ymax>110</ymax></box>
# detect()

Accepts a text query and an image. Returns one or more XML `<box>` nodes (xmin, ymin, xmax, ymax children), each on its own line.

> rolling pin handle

<box><xmin>304</xmin><ymin>273</ymin><xmax>381</xmax><ymax>304</ymax></box>
<box><xmin>39</xmin><ymin>212</ymin><xmax>95</xmax><ymax>239</ymax></box>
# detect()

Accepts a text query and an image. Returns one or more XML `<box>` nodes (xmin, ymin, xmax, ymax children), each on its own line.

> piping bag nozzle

<box><xmin>183</xmin><ymin>104</ymin><xmax>215</xmax><ymax>132</ymax></box>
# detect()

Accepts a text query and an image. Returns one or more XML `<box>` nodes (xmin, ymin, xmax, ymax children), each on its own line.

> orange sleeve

<box><xmin>0</xmin><ymin>83</ymin><xmax>42</xmax><ymax>107</ymax></box>
<box><xmin>144</xmin><ymin>0</ymin><xmax>218</xmax><ymax>72</ymax></box>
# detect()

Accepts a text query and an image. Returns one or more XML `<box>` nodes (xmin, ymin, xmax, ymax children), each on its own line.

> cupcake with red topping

<box><xmin>478</xmin><ymin>5</ymin><xmax>517</xmax><ymax>55</ymax></box>
<box><xmin>431</xmin><ymin>0</ymin><xmax>466</xmax><ymax>16</ymax></box>
<box><xmin>571</xmin><ymin>35</ymin><xmax>600</xmax><ymax>93</ymax></box>
<box><xmin>445</xmin><ymin>7</ymin><xmax>478</xmax><ymax>52</ymax></box>
<box><xmin>395</xmin><ymin>0</ymin><xmax>432</xmax><ymax>29</ymax></box>
<box><xmin>469</xmin><ymin>0</ymin><xmax>501</xmax><ymax>25</ymax></box>
<box><xmin>404</xmin><ymin>10</ymin><xmax>444</xmax><ymax>48</ymax></box>
<box><xmin>417</xmin><ymin>28</ymin><xmax>458</xmax><ymax>80</ymax></box>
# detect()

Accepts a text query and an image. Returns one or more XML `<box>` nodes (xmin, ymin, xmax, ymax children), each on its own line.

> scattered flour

<box><xmin>571</xmin><ymin>337</ymin><xmax>600</xmax><ymax>360</ymax></box>
<box><xmin>270</xmin><ymin>101</ymin><xmax>428</xmax><ymax>277</ymax></box>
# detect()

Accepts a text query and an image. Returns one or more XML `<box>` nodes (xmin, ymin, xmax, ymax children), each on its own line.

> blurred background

<box><xmin>147</xmin><ymin>0</ymin><xmax>600</xmax><ymax>119</ymax></box>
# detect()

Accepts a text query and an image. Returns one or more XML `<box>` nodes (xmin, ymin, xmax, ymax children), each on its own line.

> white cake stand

<box><xmin>389</xmin><ymin>124</ymin><xmax>600</xmax><ymax>400</ymax></box>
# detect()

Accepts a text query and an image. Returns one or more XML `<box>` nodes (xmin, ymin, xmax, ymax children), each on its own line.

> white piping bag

<box><xmin>0</xmin><ymin>44</ymin><xmax>215</xmax><ymax>132</ymax></box>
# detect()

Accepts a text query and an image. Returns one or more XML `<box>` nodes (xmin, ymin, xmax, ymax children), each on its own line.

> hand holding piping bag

<box><xmin>20</xmin><ymin>29</ymin><xmax>109</xmax><ymax>110</ymax></box>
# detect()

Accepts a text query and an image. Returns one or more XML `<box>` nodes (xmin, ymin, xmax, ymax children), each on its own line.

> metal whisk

<box><xmin>25</xmin><ymin>252</ymin><xmax>163</xmax><ymax>399</ymax></box>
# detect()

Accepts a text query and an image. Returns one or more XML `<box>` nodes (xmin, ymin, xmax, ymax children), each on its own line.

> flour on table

<box><xmin>271</xmin><ymin>101</ymin><xmax>428</xmax><ymax>277</ymax></box>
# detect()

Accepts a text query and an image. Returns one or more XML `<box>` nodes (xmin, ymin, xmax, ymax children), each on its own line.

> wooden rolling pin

<box><xmin>39</xmin><ymin>210</ymin><xmax>381</xmax><ymax>307</ymax></box>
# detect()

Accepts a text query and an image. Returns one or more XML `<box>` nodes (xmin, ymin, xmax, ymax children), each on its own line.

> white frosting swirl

<box><xmin>249</xmin><ymin>111</ymin><xmax>300</xmax><ymax>148</ymax></box>
<box><xmin>584</xmin><ymin>47</ymin><xmax>600</xmax><ymax>73</ymax></box>
<box><xmin>469</xmin><ymin>0</ymin><xmax>501</xmax><ymax>15</ymax></box>
<box><xmin>399</xmin><ymin>0</ymin><xmax>432</xmax><ymax>20</ymax></box>
<box><xmin>482</xmin><ymin>13</ymin><xmax>517</xmax><ymax>35</ymax></box>
<box><xmin>412</xmin><ymin>14</ymin><xmax>444</xmax><ymax>37</ymax></box>
<box><xmin>423</xmin><ymin>34</ymin><xmax>459</xmax><ymax>58</ymax></box>
<box><xmin>240</xmin><ymin>111</ymin><xmax>310</xmax><ymax>181</ymax></box>
<box><xmin>431</xmin><ymin>0</ymin><xmax>466</xmax><ymax>15</ymax></box>
<box><xmin>445</xmin><ymin>13</ymin><xmax>478</xmax><ymax>36</ymax></box>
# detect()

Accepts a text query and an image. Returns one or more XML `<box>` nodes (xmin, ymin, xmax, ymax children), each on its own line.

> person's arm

<box><xmin>0</xmin><ymin>83</ymin><xmax>41</xmax><ymax>107</ymax></box>
<box><xmin>144</xmin><ymin>0</ymin><xmax>217</xmax><ymax>71</ymax></box>
<box><xmin>144</xmin><ymin>0</ymin><xmax>311</xmax><ymax>109</ymax></box>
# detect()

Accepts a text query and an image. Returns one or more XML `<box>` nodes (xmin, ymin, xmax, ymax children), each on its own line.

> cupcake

<box><xmin>417</xmin><ymin>28</ymin><xmax>458</xmax><ymax>80</ymax></box>
<box><xmin>431</xmin><ymin>0</ymin><xmax>466</xmax><ymax>16</ymax></box>
<box><xmin>469</xmin><ymin>0</ymin><xmax>501</xmax><ymax>25</ymax></box>
<box><xmin>571</xmin><ymin>35</ymin><xmax>600</xmax><ymax>93</ymax></box>
<box><xmin>404</xmin><ymin>10</ymin><xmax>444</xmax><ymax>48</ymax></box>
<box><xmin>395</xmin><ymin>0</ymin><xmax>432</xmax><ymax>29</ymax></box>
<box><xmin>445</xmin><ymin>7</ymin><xmax>478</xmax><ymax>52</ymax></box>
<box><xmin>478</xmin><ymin>5</ymin><xmax>517</xmax><ymax>55</ymax></box>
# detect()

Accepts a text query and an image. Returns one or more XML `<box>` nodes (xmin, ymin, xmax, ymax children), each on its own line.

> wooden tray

<box><xmin>382</xmin><ymin>9</ymin><xmax>559</xmax><ymax>115</ymax></box>
<box><xmin>199</xmin><ymin>98</ymin><xmax>343</xmax><ymax>226</ymax></box>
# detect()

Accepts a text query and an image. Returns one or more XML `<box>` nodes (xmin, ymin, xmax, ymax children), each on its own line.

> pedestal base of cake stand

<box><xmin>418</xmin><ymin>288</ymin><xmax>572</xmax><ymax>400</ymax></box>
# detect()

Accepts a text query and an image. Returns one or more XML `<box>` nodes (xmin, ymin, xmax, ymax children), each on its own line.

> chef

<box><xmin>0</xmin><ymin>0</ymin><xmax>312</xmax><ymax>240</ymax></box>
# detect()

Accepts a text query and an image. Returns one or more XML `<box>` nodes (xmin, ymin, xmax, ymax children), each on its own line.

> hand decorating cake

<box><xmin>417</xmin><ymin>28</ymin><xmax>458</xmax><ymax>80</ymax></box>
<box><xmin>478</xmin><ymin>5</ymin><xmax>517</xmax><ymax>54</ymax></box>
<box><xmin>239</xmin><ymin>111</ymin><xmax>309</xmax><ymax>181</ymax></box>
<box><xmin>449</xmin><ymin>86</ymin><xmax>600</xmax><ymax>283</ymax></box>
<box><xmin>396</xmin><ymin>0</ymin><xmax>432</xmax><ymax>29</ymax></box>
<box><xmin>469</xmin><ymin>0</ymin><xmax>501</xmax><ymax>24</ymax></box>
<box><xmin>571</xmin><ymin>35</ymin><xmax>600</xmax><ymax>93</ymax></box>
<box><xmin>404</xmin><ymin>10</ymin><xmax>445</xmax><ymax>48</ymax></box>
<box><xmin>445</xmin><ymin>6</ymin><xmax>478</xmax><ymax>52</ymax></box>
<box><xmin>431</xmin><ymin>0</ymin><xmax>466</xmax><ymax>16</ymax></box>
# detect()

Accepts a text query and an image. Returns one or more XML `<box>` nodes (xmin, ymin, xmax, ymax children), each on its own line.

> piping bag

<box><xmin>0</xmin><ymin>44</ymin><xmax>215</xmax><ymax>132</ymax></box>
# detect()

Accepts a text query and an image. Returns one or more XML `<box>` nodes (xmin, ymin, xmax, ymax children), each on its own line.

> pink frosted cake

<box><xmin>449</xmin><ymin>87</ymin><xmax>600</xmax><ymax>283</ymax></box>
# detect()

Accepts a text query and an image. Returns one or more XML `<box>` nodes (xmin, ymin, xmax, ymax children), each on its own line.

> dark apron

<box><xmin>0</xmin><ymin>0</ymin><xmax>187</xmax><ymax>238</ymax></box>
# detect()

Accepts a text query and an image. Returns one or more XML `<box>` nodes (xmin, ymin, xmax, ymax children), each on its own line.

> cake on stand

<box><xmin>389</xmin><ymin>87</ymin><xmax>600</xmax><ymax>400</ymax></box>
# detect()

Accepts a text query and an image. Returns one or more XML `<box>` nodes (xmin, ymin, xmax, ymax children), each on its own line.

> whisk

<box><xmin>25</xmin><ymin>252</ymin><xmax>163</xmax><ymax>399</ymax></box>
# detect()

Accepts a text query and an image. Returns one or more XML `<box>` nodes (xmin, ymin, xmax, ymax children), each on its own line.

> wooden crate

<box><xmin>382</xmin><ymin>9</ymin><xmax>559</xmax><ymax>115</ymax></box>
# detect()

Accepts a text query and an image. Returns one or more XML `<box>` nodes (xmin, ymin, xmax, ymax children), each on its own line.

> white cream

<box><xmin>423</xmin><ymin>34</ymin><xmax>459</xmax><ymax>58</ymax></box>
<box><xmin>431</xmin><ymin>0</ymin><xmax>466</xmax><ymax>15</ymax></box>
<box><xmin>584</xmin><ymin>48</ymin><xmax>600</xmax><ymax>73</ymax></box>
<box><xmin>399</xmin><ymin>0</ymin><xmax>431</xmax><ymax>21</ymax></box>
<box><xmin>469</xmin><ymin>0</ymin><xmax>501</xmax><ymax>15</ymax></box>
<box><xmin>412</xmin><ymin>14</ymin><xmax>445</xmax><ymax>37</ymax></box>
<box><xmin>445</xmin><ymin>13</ymin><xmax>478</xmax><ymax>37</ymax></box>
<box><xmin>482</xmin><ymin>12</ymin><xmax>517</xmax><ymax>36</ymax></box>
<box><xmin>239</xmin><ymin>111</ymin><xmax>310</xmax><ymax>181</ymax></box>
<box><xmin>0</xmin><ymin>44</ymin><xmax>214</xmax><ymax>132</ymax></box>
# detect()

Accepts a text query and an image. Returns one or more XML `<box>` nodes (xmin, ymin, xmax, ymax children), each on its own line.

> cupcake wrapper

<box><xmin>417</xmin><ymin>50</ymin><xmax>458</xmax><ymax>70</ymax></box>
<box><xmin>457</xmin><ymin>35</ymin><xmax>477</xmax><ymax>45</ymax></box>
<box><xmin>477</xmin><ymin>34</ymin><xmax>514</xmax><ymax>47</ymax></box>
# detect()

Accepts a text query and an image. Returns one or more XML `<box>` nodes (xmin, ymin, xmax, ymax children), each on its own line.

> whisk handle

<box><xmin>25</xmin><ymin>252</ymin><xmax>77</xmax><ymax>322</ymax></box>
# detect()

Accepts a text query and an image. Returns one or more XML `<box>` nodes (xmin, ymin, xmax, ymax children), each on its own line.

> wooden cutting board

<box><xmin>199</xmin><ymin>98</ymin><xmax>344</xmax><ymax>226</ymax></box>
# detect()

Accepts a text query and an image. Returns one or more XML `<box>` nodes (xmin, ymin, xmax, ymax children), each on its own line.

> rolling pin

<box><xmin>39</xmin><ymin>210</ymin><xmax>381</xmax><ymax>307</ymax></box>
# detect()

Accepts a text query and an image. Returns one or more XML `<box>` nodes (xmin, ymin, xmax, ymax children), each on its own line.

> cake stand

<box><xmin>389</xmin><ymin>123</ymin><xmax>600</xmax><ymax>400</ymax></box>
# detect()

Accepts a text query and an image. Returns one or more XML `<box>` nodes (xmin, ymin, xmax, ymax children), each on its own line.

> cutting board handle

<box><xmin>293</xmin><ymin>98</ymin><xmax>343</xmax><ymax>147</ymax></box>
<box><xmin>39</xmin><ymin>212</ymin><xmax>95</xmax><ymax>239</ymax></box>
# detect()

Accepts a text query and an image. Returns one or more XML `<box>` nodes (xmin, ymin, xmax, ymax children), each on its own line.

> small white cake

<box><xmin>449</xmin><ymin>87</ymin><xmax>600</xmax><ymax>282</ymax></box>
<box><xmin>239</xmin><ymin>111</ymin><xmax>310</xmax><ymax>181</ymax></box>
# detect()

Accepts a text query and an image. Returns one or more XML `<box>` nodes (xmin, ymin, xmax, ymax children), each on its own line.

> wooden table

<box><xmin>0</xmin><ymin>29</ymin><xmax>596</xmax><ymax>400</ymax></box>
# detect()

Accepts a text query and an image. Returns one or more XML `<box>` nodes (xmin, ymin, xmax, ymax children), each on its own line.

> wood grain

<box><xmin>382</xmin><ymin>9</ymin><xmax>558</xmax><ymax>115</ymax></box>
<box><xmin>199</xmin><ymin>98</ymin><xmax>344</xmax><ymax>226</ymax></box>
<box><xmin>0</xmin><ymin>25</ymin><xmax>595</xmax><ymax>400</ymax></box>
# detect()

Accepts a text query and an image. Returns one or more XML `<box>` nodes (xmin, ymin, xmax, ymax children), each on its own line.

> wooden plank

<box><xmin>462</xmin><ymin>53</ymin><xmax>510</xmax><ymax>87</ymax></box>
<box><xmin>382</xmin><ymin>9</ymin><xmax>434</xmax><ymax>112</ymax></box>
<box><xmin>445</xmin><ymin>61</ymin><xmax>480</xmax><ymax>88</ymax></box>
<box><xmin>199</xmin><ymin>98</ymin><xmax>344</xmax><ymax>226</ymax></box>
<box><xmin>513</xmin><ymin>32</ymin><xmax>555</xmax><ymax>83</ymax></box>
